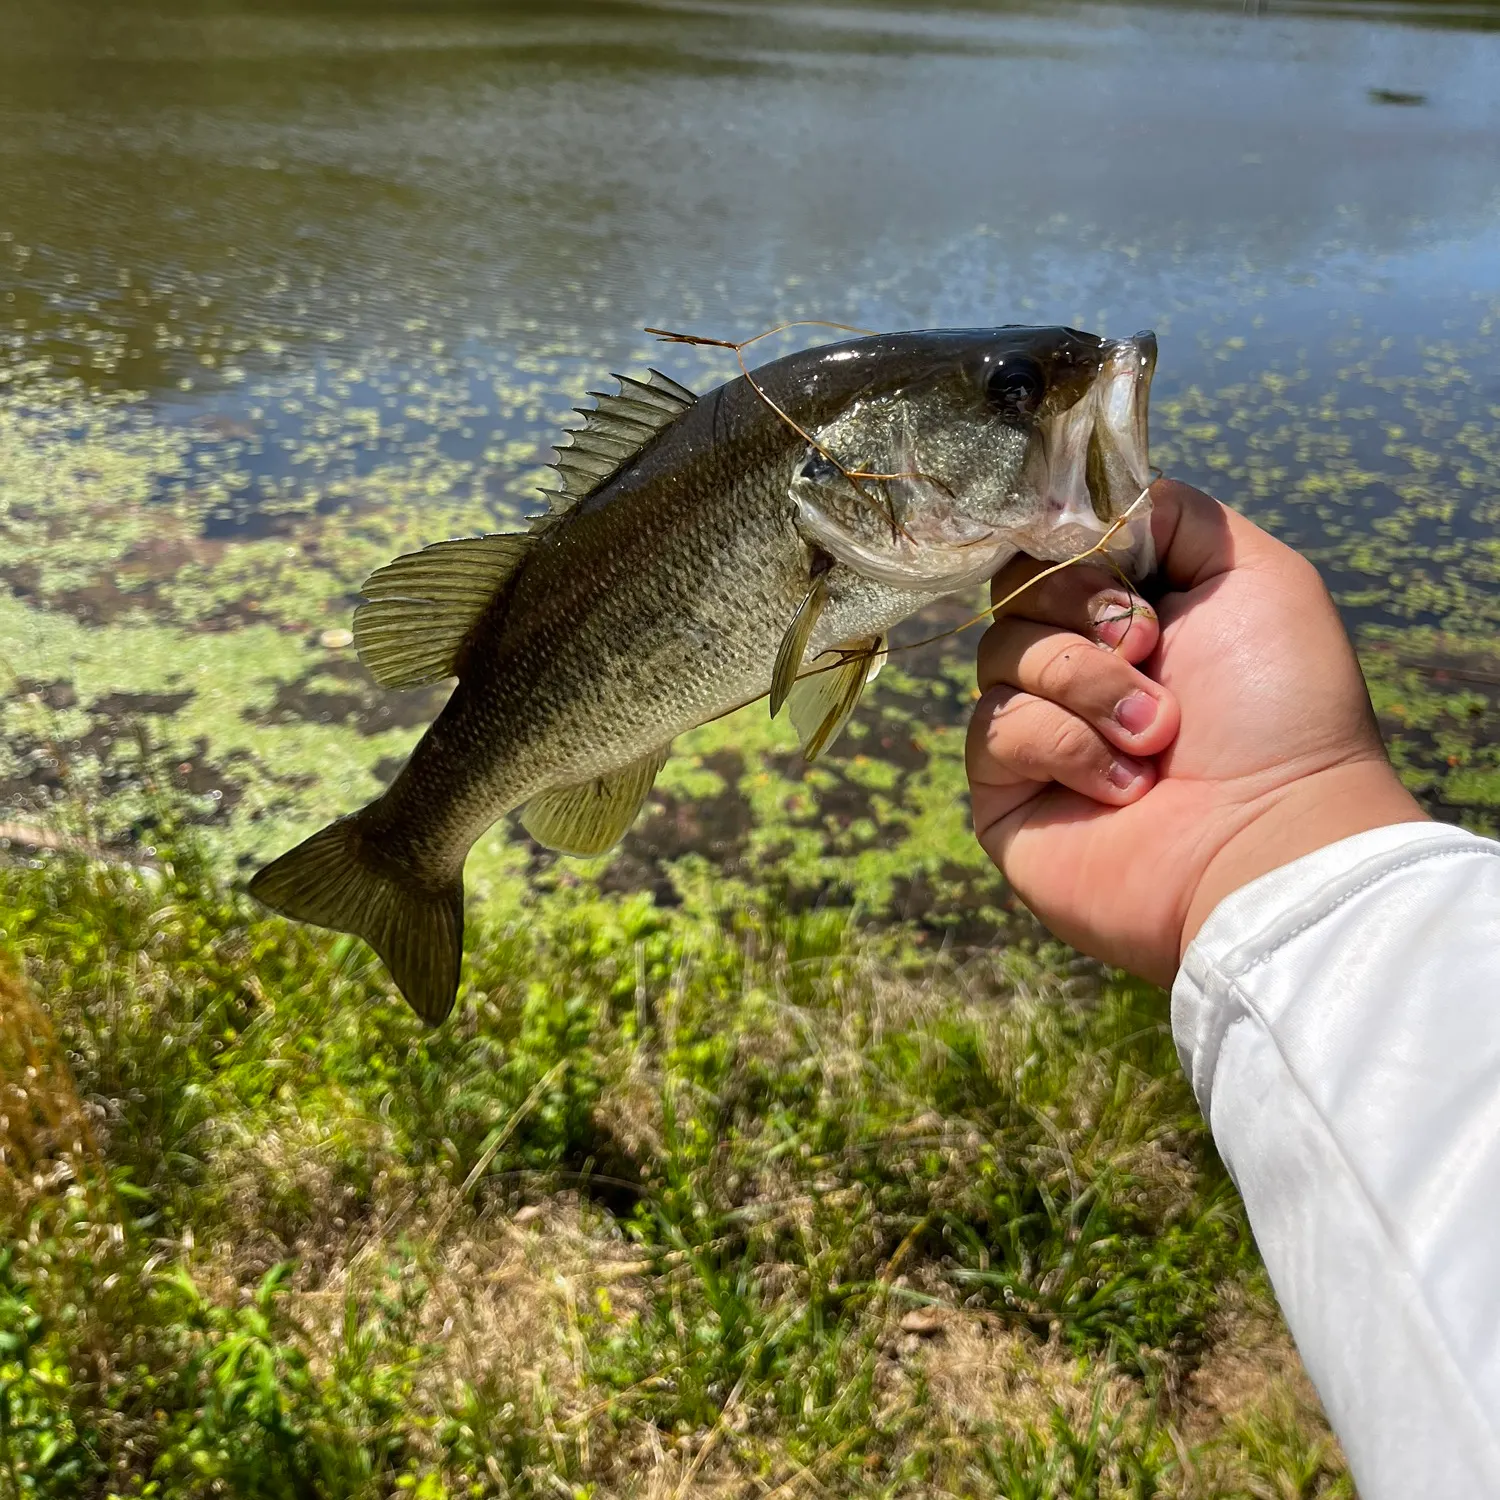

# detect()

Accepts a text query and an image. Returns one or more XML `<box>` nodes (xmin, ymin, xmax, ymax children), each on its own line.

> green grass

<box><xmin>0</xmin><ymin>821</ymin><xmax>1350</xmax><ymax>1498</ymax></box>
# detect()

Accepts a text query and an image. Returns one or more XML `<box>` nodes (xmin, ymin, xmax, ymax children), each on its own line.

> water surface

<box><xmin>2</xmin><ymin>0</ymin><xmax>1498</xmax><ymax>917</ymax></box>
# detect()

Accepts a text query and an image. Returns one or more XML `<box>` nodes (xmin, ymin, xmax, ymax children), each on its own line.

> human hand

<box><xmin>968</xmin><ymin>478</ymin><xmax>1428</xmax><ymax>986</ymax></box>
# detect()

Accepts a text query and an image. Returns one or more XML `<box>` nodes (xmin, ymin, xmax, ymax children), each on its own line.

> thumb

<box><xmin>1148</xmin><ymin>478</ymin><xmax>1289</xmax><ymax>592</ymax></box>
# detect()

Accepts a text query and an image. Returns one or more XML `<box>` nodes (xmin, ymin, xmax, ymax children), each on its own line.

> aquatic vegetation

<box><xmin>5</xmin><ymin>303</ymin><xmax>1499</xmax><ymax>885</ymax></box>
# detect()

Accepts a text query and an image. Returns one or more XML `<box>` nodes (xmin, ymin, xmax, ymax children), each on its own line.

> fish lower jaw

<box><xmin>1019</xmin><ymin>333</ymin><xmax>1156</xmax><ymax>581</ymax></box>
<box><xmin>1002</xmin><ymin>487</ymin><xmax>1154</xmax><ymax>580</ymax></box>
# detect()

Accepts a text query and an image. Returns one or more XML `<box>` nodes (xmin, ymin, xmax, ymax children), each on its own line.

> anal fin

<box><xmin>520</xmin><ymin>746</ymin><xmax>671</xmax><ymax>856</ymax></box>
<box><xmin>787</xmin><ymin>636</ymin><xmax>887</xmax><ymax>761</ymax></box>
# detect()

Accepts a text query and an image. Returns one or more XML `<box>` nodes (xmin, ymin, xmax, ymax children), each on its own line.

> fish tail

<box><xmin>248</xmin><ymin>813</ymin><xmax>464</xmax><ymax>1024</ymax></box>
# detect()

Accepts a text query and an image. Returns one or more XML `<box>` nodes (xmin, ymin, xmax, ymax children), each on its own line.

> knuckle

<box><xmin>991</xmin><ymin>559</ymin><xmax>1044</xmax><ymax>608</ymax></box>
<box><xmin>968</xmin><ymin>690</ymin><xmax>1012</xmax><ymax>748</ymax></box>
<box><xmin>975</xmin><ymin>684</ymin><xmax>1020</xmax><ymax>722</ymax></box>
<box><xmin>967</xmin><ymin>692</ymin><xmax>1030</xmax><ymax>784</ymax></box>
<box><xmin>1039</xmin><ymin>565</ymin><xmax>1108</xmax><ymax>614</ymax></box>
<box><xmin>995</xmin><ymin>726</ymin><xmax>1047</xmax><ymax>778</ymax></box>
<box><xmin>975</xmin><ymin>624</ymin><xmax>1020</xmax><ymax>688</ymax></box>
<box><xmin>1052</xmin><ymin>713</ymin><xmax>1102</xmax><ymax>765</ymax></box>
<box><xmin>983</xmin><ymin>696</ymin><xmax>1099</xmax><ymax>780</ymax></box>
<box><xmin>980</xmin><ymin>692</ymin><xmax>1035</xmax><ymax>754</ymax></box>
<box><xmin>1012</xmin><ymin>572</ymin><xmax>1070</xmax><ymax>619</ymax></box>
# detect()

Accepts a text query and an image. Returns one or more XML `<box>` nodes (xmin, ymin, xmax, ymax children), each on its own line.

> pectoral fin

<box><xmin>786</xmin><ymin>636</ymin><xmax>886</xmax><ymax>761</ymax></box>
<box><xmin>770</xmin><ymin>567</ymin><xmax>830</xmax><ymax>717</ymax></box>
<box><xmin>520</xmin><ymin>747</ymin><xmax>671</xmax><ymax>856</ymax></box>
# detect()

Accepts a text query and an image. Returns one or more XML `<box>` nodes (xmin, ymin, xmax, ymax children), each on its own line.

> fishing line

<box><xmin>788</xmin><ymin>482</ymin><xmax>1159</xmax><ymax>685</ymax></box>
<box><xmin>692</xmin><ymin>481</ymin><xmax>1159</xmax><ymax>736</ymax></box>
<box><xmin>646</xmin><ymin>320</ymin><xmax>951</xmax><ymax>541</ymax></box>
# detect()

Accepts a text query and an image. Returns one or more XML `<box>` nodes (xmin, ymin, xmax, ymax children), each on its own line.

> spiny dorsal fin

<box><xmin>353</xmin><ymin>533</ymin><xmax>533</xmax><ymax>690</ymax></box>
<box><xmin>531</xmin><ymin>369</ymin><xmax>697</xmax><ymax>531</ymax></box>
<box><xmin>520</xmin><ymin>746</ymin><xmax>671</xmax><ymax>856</ymax></box>
<box><xmin>786</xmin><ymin>636</ymin><xmax>886</xmax><ymax>761</ymax></box>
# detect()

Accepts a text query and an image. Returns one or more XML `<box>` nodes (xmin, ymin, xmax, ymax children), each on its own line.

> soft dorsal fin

<box><xmin>352</xmin><ymin>534</ymin><xmax>532</xmax><ymax>689</ymax></box>
<box><xmin>532</xmin><ymin>369</ymin><xmax>697</xmax><ymax>530</ymax></box>
<box><xmin>520</xmin><ymin>746</ymin><xmax>671</xmax><ymax>856</ymax></box>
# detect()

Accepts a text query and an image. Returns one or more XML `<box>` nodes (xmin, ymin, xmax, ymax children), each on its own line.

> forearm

<box><xmin>1173</xmin><ymin>821</ymin><xmax>1500</xmax><ymax>1498</ymax></box>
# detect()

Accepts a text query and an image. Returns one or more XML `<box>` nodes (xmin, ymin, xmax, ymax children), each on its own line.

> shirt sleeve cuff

<box><xmin>1171</xmin><ymin>819</ymin><xmax>1484</xmax><ymax>1121</ymax></box>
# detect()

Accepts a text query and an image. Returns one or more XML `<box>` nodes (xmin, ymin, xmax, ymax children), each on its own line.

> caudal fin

<box><xmin>248</xmin><ymin>817</ymin><xmax>464</xmax><ymax>1024</ymax></box>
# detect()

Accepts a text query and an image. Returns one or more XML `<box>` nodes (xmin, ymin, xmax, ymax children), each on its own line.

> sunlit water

<box><xmin>2</xmin><ymin>0</ymin><xmax>1499</xmax><ymax>908</ymax></box>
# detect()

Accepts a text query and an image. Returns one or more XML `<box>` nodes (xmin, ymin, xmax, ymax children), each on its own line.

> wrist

<box><xmin>1180</xmin><ymin>759</ymin><xmax>1429</xmax><ymax>961</ymax></box>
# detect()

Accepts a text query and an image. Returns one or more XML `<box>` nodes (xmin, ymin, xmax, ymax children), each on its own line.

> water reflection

<box><xmin>4</xmin><ymin>0</ymin><xmax>1498</xmax><ymax>395</ymax></box>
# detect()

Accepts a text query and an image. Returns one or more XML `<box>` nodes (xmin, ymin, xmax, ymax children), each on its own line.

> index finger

<box><xmin>989</xmin><ymin>558</ymin><xmax>1160</xmax><ymax>661</ymax></box>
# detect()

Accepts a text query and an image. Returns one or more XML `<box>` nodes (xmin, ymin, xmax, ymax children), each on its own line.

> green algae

<box><xmin>3</xmin><ymin>297</ymin><xmax>1499</xmax><ymax>921</ymax></box>
<box><xmin>1357</xmin><ymin>625</ymin><xmax>1500</xmax><ymax>835</ymax></box>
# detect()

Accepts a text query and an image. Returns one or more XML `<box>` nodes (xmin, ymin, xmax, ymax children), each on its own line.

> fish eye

<box><xmin>799</xmin><ymin>448</ymin><xmax>844</xmax><ymax>483</ymax></box>
<box><xmin>985</xmin><ymin>357</ymin><xmax>1046</xmax><ymax>419</ymax></box>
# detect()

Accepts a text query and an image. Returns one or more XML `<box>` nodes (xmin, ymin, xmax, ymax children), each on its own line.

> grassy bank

<box><xmin>0</xmin><ymin>828</ymin><xmax>1349</xmax><ymax>1498</ymax></box>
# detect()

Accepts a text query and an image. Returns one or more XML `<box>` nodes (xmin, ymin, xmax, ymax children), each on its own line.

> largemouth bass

<box><xmin>251</xmin><ymin>326</ymin><xmax>1158</xmax><ymax>1021</ymax></box>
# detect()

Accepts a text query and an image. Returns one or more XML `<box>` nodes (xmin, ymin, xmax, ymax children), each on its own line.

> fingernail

<box><xmin>1090</xmin><ymin>595</ymin><xmax>1133</xmax><ymax>648</ymax></box>
<box><xmin>1108</xmin><ymin>758</ymin><xmax>1141</xmax><ymax>789</ymax></box>
<box><xmin>1114</xmin><ymin>691</ymin><xmax>1156</xmax><ymax>735</ymax></box>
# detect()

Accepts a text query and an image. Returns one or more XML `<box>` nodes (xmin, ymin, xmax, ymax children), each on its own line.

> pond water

<box><xmin>2</xmin><ymin>0</ymin><xmax>1499</xmax><ymax>929</ymax></box>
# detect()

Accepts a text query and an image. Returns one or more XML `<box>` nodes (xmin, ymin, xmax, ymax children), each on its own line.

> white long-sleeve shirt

<box><xmin>1173</xmin><ymin>820</ymin><xmax>1500</xmax><ymax>1496</ymax></box>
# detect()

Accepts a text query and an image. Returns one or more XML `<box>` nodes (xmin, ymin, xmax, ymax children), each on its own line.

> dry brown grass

<box><xmin>1184</xmin><ymin>1288</ymin><xmax>1326</xmax><ymax>1442</ymax></box>
<box><xmin>0</xmin><ymin>961</ymin><xmax>102</xmax><ymax>1217</ymax></box>
<box><xmin>919</xmin><ymin>1310</ymin><xmax>1132</xmax><ymax>1437</ymax></box>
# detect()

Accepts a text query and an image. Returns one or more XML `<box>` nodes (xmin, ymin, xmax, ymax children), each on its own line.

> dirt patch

<box><xmin>1183</xmin><ymin>1286</ymin><xmax>1329</xmax><ymax>1441</ymax></box>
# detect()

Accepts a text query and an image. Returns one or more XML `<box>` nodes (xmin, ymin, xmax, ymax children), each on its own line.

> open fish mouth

<box><xmin>1094</xmin><ymin>331</ymin><xmax>1157</xmax><ymax>498</ymax></box>
<box><xmin>789</xmin><ymin>325</ymin><xmax>1160</xmax><ymax>594</ymax></box>
<box><xmin>1017</xmin><ymin>330</ymin><xmax>1158</xmax><ymax>579</ymax></box>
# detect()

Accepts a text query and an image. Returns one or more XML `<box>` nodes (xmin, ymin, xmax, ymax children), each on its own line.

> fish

<box><xmin>250</xmin><ymin>325</ymin><xmax>1158</xmax><ymax>1022</ymax></box>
